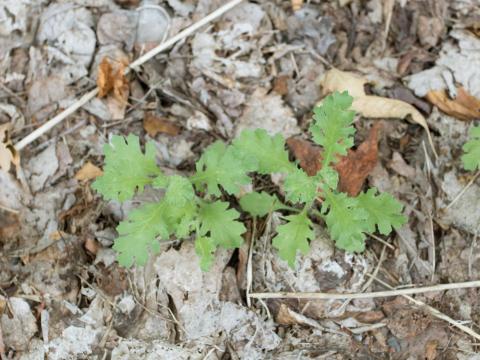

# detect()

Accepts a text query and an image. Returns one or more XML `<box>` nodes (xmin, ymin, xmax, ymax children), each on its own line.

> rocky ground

<box><xmin>1</xmin><ymin>0</ymin><xmax>480</xmax><ymax>359</ymax></box>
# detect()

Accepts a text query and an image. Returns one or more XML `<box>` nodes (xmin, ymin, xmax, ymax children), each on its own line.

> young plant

<box><xmin>93</xmin><ymin>91</ymin><xmax>406</xmax><ymax>270</ymax></box>
<box><xmin>462</xmin><ymin>125</ymin><xmax>480</xmax><ymax>171</ymax></box>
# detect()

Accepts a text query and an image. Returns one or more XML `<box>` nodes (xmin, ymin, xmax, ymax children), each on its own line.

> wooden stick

<box><xmin>370</xmin><ymin>275</ymin><xmax>480</xmax><ymax>342</ymax></box>
<box><xmin>249</xmin><ymin>280</ymin><xmax>480</xmax><ymax>300</ymax></box>
<box><xmin>15</xmin><ymin>89</ymin><xmax>98</xmax><ymax>150</ymax></box>
<box><xmin>14</xmin><ymin>0</ymin><xmax>244</xmax><ymax>151</ymax></box>
<box><xmin>128</xmin><ymin>0</ymin><xmax>243</xmax><ymax>72</ymax></box>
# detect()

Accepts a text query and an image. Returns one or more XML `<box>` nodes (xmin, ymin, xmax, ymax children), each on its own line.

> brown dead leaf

<box><xmin>426</xmin><ymin>87</ymin><xmax>480</xmax><ymax>120</ymax></box>
<box><xmin>276</xmin><ymin>303</ymin><xmax>299</xmax><ymax>325</ymax></box>
<box><xmin>276</xmin><ymin>303</ymin><xmax>320</xmax><ymax>327</ymax></box>
<box><xmin>287</xmin><ymin>123</ymin><xmax>380</xmax><ymax>196</ymax></box>
<box><xmin>114</xmin><ymin>0</ymin><xmax>140</xmax><ymax>7</ymax></box>
<box><xmin>273</xmin><ymin>75</ymin><xmax>289</xmax><ymax>96</ymax></box>
<box><xmin>75</xmin><ymin>162</ymin><xmax>103</xmax><ymax>181</ymax></box>
<box><xmin>0</xmin><ymin>211</ymin><xmax>20</xmax><ymax>239</ymax></box>
<box><xmin>0</xmin><ymin>295</ymin><xmax>6</xmax><ymax>315</ymax></box>
<box><xmin>113</xmin><ymin>61</ymin><xmax>129</xmax><ymax>104</ymax></box>
<box><xmin>425</xmin><ymin>340</ymin><xmax>438</xmax><ymax>360</ymax></box>
<box><xmin>84</xmin><ymin>238</ymin><xmax>100</xmax><ymax>255</ymax></box>
<box><xmin>336</xmin><ymin>123</ymin><xmax>380</xmax><ymax>196</ymax></box>
<box><xmin>0</xmin><ymin>123</ymin><xmax>19</xmax><ymax>172</ymax></box>
<box><xmin>355</xmin><ymin>310</ymin><xmax>385</xmax><ymax>323</ymax></box>
<box><xmin>291</xmin><ymin>0</ymin><xmax>303</xmax><ymax>11</ymax></box>
<box><xmin>97</xmin><ymin>58</ymin><xmax>114</xmax><ymax>98</ymax></box>
<box><xmin>97</xmin><ymin>57</ymin><xmax>129</xmax><ymax>103</ymax></box>
<box><xmin>286</xmin><ymin>138</ymin><xmax>322</xmax><ymax>176</ymax></box>
<box><xmin>143</xmin><ymin>113</ymin><xmax>181</xmax><ymax>137</ymax></box>
<box><xmin>321</xmin><ymin>69</ymin><xmax>437</xmax><ymax>158</ymax></box>
<box><xmin>388</xmin><ymin>152</ymin><xmax>416</xmax><ymax>178</ymax></box>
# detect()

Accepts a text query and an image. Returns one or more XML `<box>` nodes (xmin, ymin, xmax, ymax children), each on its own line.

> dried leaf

<box><xmin>291</xmin><ymin>0</ymin><xmax>303</xmax><ymax>12</ymax></box>
<box><xmin>388</xmin><ymin>152</ymin><xmax>416</xmax><ymax>178</ymax></box>
<box><xmin>336</xmin><ymin>123</ymin><xmax>380</xmax><ymax>196</ymax></box>
<box><xmin>0</xmin><ymin>211</ymin><xmax>20</xmax><ymax>239</ymax></box>
<box><xmin>143</xmin><ymin>113</ymin><xmax>181</xmax><ymax>137</ymax></box>
<box><xmin>84</xmin><ymin>238</ymin><xmax>100</xmax><ymax>255</ymax></box>
<box><xmin>276</xmin><ymin>303</ymin><xmax>299</xmax><ymax>325</ymax></box>
<box><xmin>425</xmin><ymin>340</ymin><xmax>438</xmax><ymax>360</ymax></box>
<box><xmin>287</xmin><ymin>123</ymin><xmax>380</xmax><ymax>196</ymax></box>
<box><xmin>286</xmin><ymin>138</ymin><xmax>321</xmax><ymax>176</ymax></box>
<box><xmin>426</xmin><ymin>87</ymin><xmax>480</xmax><ymax>121</ymax></box>
<box><xmin>273</xmin><ymin>75</ymin><xmax>289</xmax><ymax>96</ymax></box>
<box><xmin>113</xmin><ymin>61</ymin><xmax>129</xmax><ymax>104</ymax></box>
<box><xmin>97</xmin><ymin>57</ymin><xmax>129</xmax><ymax>103</ymax></box>
<box><xmin>321</xmin><ymin>69</ymin><xmax>437</xmax><ymax>158</ymax></box>
<box><xmin>97</xmin><ymin>58</ymin><xmax>114</xmax><ymax>98</ymax></box>
<box><xmin>75</xmin><ymin>162</ymin><xmax>103</xmax><ymax>181</ymax></box>
<box><xmin>0</xmin><ymin>123</ymin><xmax>19</xmax><ymax>172</ymax></box>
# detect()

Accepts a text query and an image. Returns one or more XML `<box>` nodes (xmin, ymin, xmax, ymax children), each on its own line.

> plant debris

<box><xmin>2</xmin><ymin>0</ymin><xmax>480</xmax><ymax>358</ymax></box>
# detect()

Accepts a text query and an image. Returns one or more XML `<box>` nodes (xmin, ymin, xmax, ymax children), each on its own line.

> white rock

<box><xmin>191</xmin><ymin>33</ymin><xmax>217</xmax><ymax>70</ymax></box>
<box><xmin>97</xmin><ymin>10</ymin><xmax>138</xmax><ymax>51</ymax></box>
<box><xmin>186</xmin><ymin>111</ymin><xmax>212</xmax><ymax>131</ymax></box>
<box><xmin>27</xmin><ymin>76</ymin><xmax>69</xmax><ymax>116</ymax></box>
<box><xmin>1</xmin><ymin>297</ymin><xmax>38</xmax><ymax>351</ymax></box>
<box><xmin>406</xmin><ymin>31</ymin><xmax>480</xmax><ymax>98</ymax></box>
<box><xmin>0</xmin><ymin>170</ymin><xmax>22</xmax><ymax>210</ymax></box>
<box><xmin>112</xmin><ymin>339</ymin><xmax>201</xmax><ymax>360</ymax></box>
<box><xmin>46</xmin><ymin>326</ymin><xmax>101</xmax><ymax>360</ymax></box>
<box><xmin>37</xmin><ymin>4</ymin><xmax>96</xmax><ymax>67</ymax></box>
<box><xmin>19</xmin><ymin>339</ymin><xmax>45</xmax><ymax>360</ymax></box>
<box><xmin>118</xmin><ymin>295</ymin><xmax>136</xmax><ymax>315</ymax></box>
<box><xmin>167</xmin><ymin>0</ymin><xmax>194</xmax><ymax>16</ymax></box>
<box><xmin>439</xmin><ymin>171</ymin><xmax>480</xmax><ymax>235</ymax></box>
<box><xmin>235</xmin><ymin>88</ymin><xmax>300</xmax><ymax>138</ymax></box>
<box><xmin>135</xmin><ymin>1</ymin><xmax>170</xmax><ymax>48</ymax></box>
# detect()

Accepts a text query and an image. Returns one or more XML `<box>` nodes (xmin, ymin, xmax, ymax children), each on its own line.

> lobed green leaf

<box><xmin>462</xmin><ymin>126</ymin><xmax>480</xmax><ymax>171</ymax></box>
<box><xmin>239</xmin><ymin>191</ymin><xmax>282</xmax><ymax>217</ymax></box>
<box><xmin>195</xmin><ymin>236</ymin><xmax>216</xmax><ymax>271</ymax></box>
<box><xmin>309</xmin><ymin>91</ymin><xmax>355</xmax><ymax>168</ymax></box>
<box><xmin>93</xmin><ymin>134</ymin><xmax>161</xmax><ymax>202</ymax></box>
<box><xmin>272</xmin><ymin>211</ymin><xmax>314</xmax><ymax>268</ymax></box>
<box><xmin>114</xmin><ymin>202</ymin><xmax>169</xmax><ymax>267</ymax></box>
<box><xmin>283</xmin><ymin>167</ymin><xmax>318</xmax><ymax>204</ymax></box>
<box><xmin>192</xmin><ymin>141</ymin><xmax>252</xmax><ymax>196</ymax></box>
<box><xmin>232</xmin><ymin>129</ymin><xmax>294</xmax><ymax>174</ymax></box>
<box><xmin>321</xmin><ymin>191</ymin><xmax>368</xmax><ymax>252</ymax></box>
<box><xmin>356</xmin><ymin>188</ymin><xmax>406</xmax><ymax>235</ymax></box>
<box><xmin>198</xmin><ymin>201</ymin><xmax>246</xmax><ymax>249</ymax></box>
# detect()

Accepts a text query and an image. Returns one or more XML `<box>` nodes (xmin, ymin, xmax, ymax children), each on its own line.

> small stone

<box><xmin>1</xmin><ymin>297</ymin><xmax>38</xmax><ymax>351</ymax></box>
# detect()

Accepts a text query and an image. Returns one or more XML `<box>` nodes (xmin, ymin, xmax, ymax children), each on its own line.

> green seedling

<box><xmin>93</xmin><ymin>92</ymin><xmax>406</xmax><ymax>270</ymax></box>
<box><xmin>462</xmin><ymin>126</ymin><xmax>480</xmax><ymax>171</ymax></box>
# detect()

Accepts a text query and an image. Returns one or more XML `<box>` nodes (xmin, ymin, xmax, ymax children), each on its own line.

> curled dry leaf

<box><xmin>276</xmin><ymin>303</ymin><xmax>319</xmax><ymax>327</ymax></box>
<box><xmin>291</xmin><ymin>0</ymin><xmax>303</xmax><ymax>11</ymax></box>
<box><xmin>425</xmin><ymin>340</ymin><xmax>438</xmax><ymax>360</ymax></box>
<box><xmin>97</xmin><ymin>58</ymin><xmax>113</xmax><ymax>98</ymax></box>
<box><xmin>336</xmin><ymin>122</ymin><xmax>381</xmax><ymax>196</ymax></box>
<box><xmin>143</xmin><ymin>113</ymin><xmax>181</xmax><ymax>137</ymax></box>
<box><xmin>75</xmin><ymin>162</ymin><xmax>103</xmax><ymax>181</ymax></box>
<box><xmin>321</xmin><ymin>69</ymin><xmax>437</xmax><ymax>158</ymax></box>
<box><xmin>97</xmin><ymin>57</ymin><xmax>129</xmax><ymax>103</ymax></box>
<box><xmin>425</xmin><ymin>87</ymin><xmax>480</xmax><ymax>121</ymax></box>
<box><xmin>0</xmin><ymin>123</ymin><xmax>19</xmax><ymax>172</ymax></box>
<box><xmin>84</xmin><ymin>238</ymin><xmax>100</xmax><ymax>255</ymax></box>
<box><xmin>287</xmin><ymin>123</ymin><xmax>380</xmax><ymax>196</ymax></box>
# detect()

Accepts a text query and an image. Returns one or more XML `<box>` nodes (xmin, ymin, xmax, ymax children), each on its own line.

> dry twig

<box><xmin>14</xmin><ymin>0</ymin><xmax>244</xmax><ymax>151</ymax></box>
<box><xmin>249</xmin><ymin>280</ymin><xmax>480</xmax><ymax>300</ymax></box>
<box><xmin>369</xmin><ymin>276</ymin><xmax>480</xmax><ymax>342</ymax></box>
